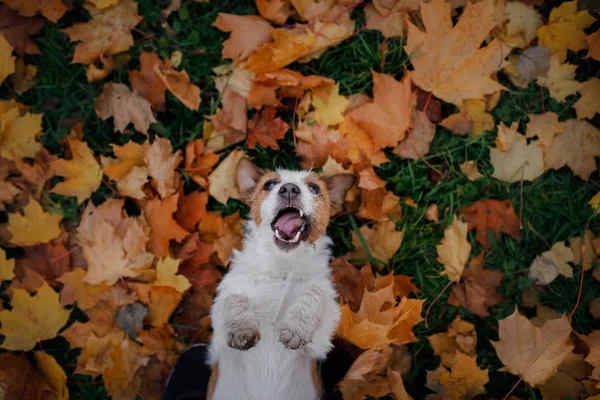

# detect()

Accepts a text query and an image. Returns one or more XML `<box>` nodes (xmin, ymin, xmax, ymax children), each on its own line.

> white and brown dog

<box><xmin>206</xmin><ymin>158</ymin><xmax>355</xmax><ymax>400</ymax></box>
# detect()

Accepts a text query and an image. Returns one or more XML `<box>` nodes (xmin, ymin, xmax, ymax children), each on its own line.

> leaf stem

<box><xmin>503</xmin><ymin>376</ymin><xmax>523</xmax><ymax>400</ymax></box>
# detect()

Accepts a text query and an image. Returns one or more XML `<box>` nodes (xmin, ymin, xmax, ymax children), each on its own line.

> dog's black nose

<box><xmin>279</xmin><ymin>183</ymin><xmax>300</xmax><ymax>200</ymax></box>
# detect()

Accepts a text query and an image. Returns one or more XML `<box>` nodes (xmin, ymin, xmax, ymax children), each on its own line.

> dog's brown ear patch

<box><xmin>324</xmin><ymin>174</ymin><xmax>356</xmax><ymax>214</ymax></box>
<box><xmin>236</xmin><ymin>158</ymin><xmax>265</xmax><ymax>202</ymax></box>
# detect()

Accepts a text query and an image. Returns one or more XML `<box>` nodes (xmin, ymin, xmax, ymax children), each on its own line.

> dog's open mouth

<box><xmin>271</xmin><ymin>206</ymin><xmax>309</xmax><ymax>247</ymax></box>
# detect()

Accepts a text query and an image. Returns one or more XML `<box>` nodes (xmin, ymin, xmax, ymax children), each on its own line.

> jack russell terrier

<box><xmin>206</xmin><ymin>158</ymin><xmax>355</xmax><ymax>400</ymax></box>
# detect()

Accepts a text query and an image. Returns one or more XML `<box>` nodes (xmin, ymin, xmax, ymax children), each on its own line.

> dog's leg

<box><xmin>277</xmin><ymin>288</ymin><xmax>324</xmax><ymax>349</ymax></box>
<box><xmin>221</xmin><ymin>294</ymin><xmax>261</xmax><ymax>350</ymax></box>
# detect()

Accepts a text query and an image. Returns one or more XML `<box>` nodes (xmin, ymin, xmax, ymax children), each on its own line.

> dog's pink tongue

<box><xmin>274</xmin><ymin>212</ymin><xmax>303</xmax><ymax>239</ymax></box>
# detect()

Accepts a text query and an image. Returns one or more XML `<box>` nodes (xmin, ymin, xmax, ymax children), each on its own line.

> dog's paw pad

<box><xmin>227</xmin><ymin>327</ymin><xmax>261</xmax><ymax>350</ymax></box>
<box><xmin>277</xmin><ymin>326</ymin><xmax>309</xmax><ymax>349</ymax></box>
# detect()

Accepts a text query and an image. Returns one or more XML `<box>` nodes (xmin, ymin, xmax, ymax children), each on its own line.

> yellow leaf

<box><xmin>348</xmin><ymin>219</ymin><xmax>404</xmax><ymax>264</ymax></box>
<box><xmin>574</xmin><ymin>78</ymin><xmax>600</xmax><ymax>120</ymax></box>
<box><xmin>436</xmin><ymin>217</ymin><xmax>471</xmax><ymax>282</ymax></box>
<box><xmin>57</xmin><ymin>268</ymin><xmax>112</xmax><ymax>310</ymax></box>
<box><xmin>0</xmin><ymin>282</ymin><xmax>71</xmax><ymax>351</ymax></box>
<box><xmin>587</xmin><ymin>30</ymin><xmax>600</xmax><ymax>61</ymax></box>
<box><xmin>463</xmin><ymin>99</ymin><xmax>495</xmax><ymax>136</ymax></box>
<box><xmin>51</xmin><ymin>137</ymin><xmax>102</xmax><ymax>203</ymax></box>
<box><xmin>491</xmin><ymin>134</ymin><xmax>545</xmax><ymax>183</ymax></box>
<box><xmin>459</xmin><ymin>161</ymin><xmax>483</xmax><ymax>182</ymax></box>
<box><xmin>526</xmin><ymin>112</ymin><xmax>563</xmax><ymax>148</ymax></box>
<box><xmin>0</xmin><ymin>34</ymin><xmax>15</xmax><ymax>84</ymax></box>
<box><xmin>208</xmin><ymin>149</ymin><xmax>245</xmax><ymax>205</ymax></box>
<box><xmin>246</xmin><ymin>27</ymin><xmax>317</xmax><ymax>73</ymax></box>
<box><xmin>2</xmin><ymin>0</ymin><xmax>67</xmax><ymax>22</ymax></box>
<box><xmin>589</xmin><ymin>192</ymin><xmax>600</xmax><ymax>214</ymax></box>
<box><xmin>537</xmin><ymin>55</ymin><xmax>582</xmax><ymax>102</ymax></box>
<box><xmin>312</xmin><ymin>83</ymin><xmax>349</xmax><ymax>126</ymax></box>
<box><xmin>95</xmin><ymin>82</ymin><xmax>156</xmax><ymax>134</ymax></box>
<box><xmin>537</xmin><ymin>1</ymin><xmax>595</xmax><ymax>55</ymax></box>
<box><xmin>492</xmin><ymin>1</ymin><xmax>542</xmax><ymax>49</ymax></box>
<box><xmin>495</xmin><ymin>121</ymin><xmax>519</xmax><ymax>152</ymax></box>
<box><xmin>154</xmin><ymin>257</ymin><xmax>191</xmax><ymax>294</ymax></box>
<box><xmin>154</xmin><ymin>61</ymin><xmax>201</xmax><ymax>111</ymax></box>
<box><xmin>491</xmin><ymin>309</ymin><xmax>573</xmax><ymax>386</ymax></box>
<box><xmin>426</xmin><ymin>352</ymin><xmax>489</xmax><ymax>400</ymax></box>
<box><xmin>0</xmin><ymin>248</ymin><xmax>15</xmax><ymax>282</ymax></box>
<box><xmin>34</xmin><ymin>352</ymin><xmax>69</xmax><ymax>400</ymax></box>
<box><xmin>8</xmin><ymin>199</ymin><xmax>62</xmax><ymax>246</ymax></box>
<box><xmin>87</xmin><ymin>0</ymin><xmax>120</xmax><ymax>9</ymax></box>
<box><xmin>428</xmin><ymin>317</ymin><xmax>477</xmax><ymax>368</ymax></box>
<box><xmin>0</xmin><ymin>109</ymin><xmax>42</xmax><ymax>161</ymax></box>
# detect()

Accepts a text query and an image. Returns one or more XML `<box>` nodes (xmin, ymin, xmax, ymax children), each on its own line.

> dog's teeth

<box><xmin>293</xmin><ymin>231</ymin><xmax>301</xmax><ymax>242</ymax></box>
<box><xmin>275</xmin><ymin>230</ymin><xmax>284</xmax><ymax>241</ymax></box>
<box><xmin>299</xmin><ymin>209</ymin><xmax>304</xmax><ymax>218</ymax></box>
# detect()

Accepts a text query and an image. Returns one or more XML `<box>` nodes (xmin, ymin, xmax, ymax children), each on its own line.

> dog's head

<box><xmin>237</xmin><ymin>158</ymin><xmax>355</xmax><ymax>252</ymax></box>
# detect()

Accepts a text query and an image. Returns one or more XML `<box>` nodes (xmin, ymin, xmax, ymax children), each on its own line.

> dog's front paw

<box><xmin>277</xmin><ymin>320</ymin><xmax>312</xmax><ymax>349</ymax></box>
<box><xmin>227</xmin><ymin>323</ymin><xmax>261</xmax><ymax>350</ymax></box>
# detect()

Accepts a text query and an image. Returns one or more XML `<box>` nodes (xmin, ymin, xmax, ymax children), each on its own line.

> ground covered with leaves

<box><xmin>1</xmin><ymin>0</ymin><xmax>600</xmax><ymax>399</ymax></box>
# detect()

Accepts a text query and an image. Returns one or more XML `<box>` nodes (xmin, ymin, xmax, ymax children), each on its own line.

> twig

<box><xmin>526</xmin><ymin>222</ymin><xmax>551</xmax><ymax>249</ymax></box>
<box><xmin>568</xmin><ymin>244</ymin><xmax>586</xmax><ymax>321</ymax></box>
<box><xmin>424</xmin><ymin>280</ymin><xmax>453</xmax><ymax>328</ymax></box>
<box><xmin>503</xmin><ymin>376</ymin><xmax>523</xmax><ymax>400</ymax></box>
<box><xmin>50</xmin><ymin>245</ymin><xmax>81</xmax><ymax>263</ymax></box>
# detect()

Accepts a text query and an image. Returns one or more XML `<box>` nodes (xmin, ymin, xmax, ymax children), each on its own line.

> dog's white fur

<box><xmin>208</xmin><ymin>170</ymin><xmax>341</xmax><ymax>400</ymax></box>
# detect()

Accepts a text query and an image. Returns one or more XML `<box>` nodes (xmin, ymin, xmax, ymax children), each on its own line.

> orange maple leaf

<box><xmin>212</xmin><ymin>13</ymin><xmax>273</xmax><ymax>60</ymax></box>
<box><xmin>246</xmin><ymin>107</ymin><xmax>290</xmax><ymax>150</ymax></box>
<box><xmin>129</xmin><ymin>51</ymin><xmax>168</xmax><ymax>111</ymax></box>
<box><xmin>144</xmin><ymin>192</ymin><xmax>189</xmax><ymax>258</ymax></box>
<box><xmin>461</xmin><ymin>199</ymin><xmax>521</xmax><ymax>251</ymax></box>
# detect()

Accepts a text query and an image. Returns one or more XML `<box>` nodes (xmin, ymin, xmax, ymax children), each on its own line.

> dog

<box><xmin>206</xmin><ymin>158</ymin><xmax>355</xmax><ymax>400</ymax></box>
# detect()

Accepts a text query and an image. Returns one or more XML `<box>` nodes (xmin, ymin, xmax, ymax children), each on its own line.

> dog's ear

<box><xmin>323</xmin><ymin>174</ymin><xmax>356</xmax><ymax>215</ymax></box>
<box><xmin>236</xmin><ymin>158</ymin><xmax>265</xmax><ymax>201</ymax></box>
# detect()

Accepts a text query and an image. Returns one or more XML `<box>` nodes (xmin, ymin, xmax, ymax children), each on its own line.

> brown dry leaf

<box><xmin>62</xmin><ymin>0</ymin><xmax>142</xmax><ymax>64</ymax></box>
<box><xmin>85</xmin><ymin>53</ymin><xmax>115</xmax><ymax>82</ymax></box>
<box><xmin>404</xmin><ymin>0</ymin><xmax>507</xmax><ymax>106</ymax></box>
<box><xmin>490</xmin><ymin>133</ymin><xmax>545</xmax><ymax>183</ymax></box>
<box><xmin>425</xmin><ymin>352</ymin><xmax>489</xmax><ymax>400</ymax></box>
<box><xmin>574</xmin><ymin>78</ymin><xmax>600</xmax><ymax>120</ymax></box>
<box><xmin>587</xmin><ymin>30</ymin><xmax>600</xmax><ymax>61</ymax></box>
<box><xmin>102</xmin><ymin>337</ymin><xmax>150</xmax><ymax>399</ymax></box>
<box><xmin>491</xmin><ymin>309</ymin><xmax>573</xmax><ymax>386</ymax></box>
<box><xmin>357</xmin><ymin>188</ymin><xmax>403</xmax><ymax>224</ymax></box>
<box><xmin>175</xmin><ymin>190</ymin><xmax>208</xmax><ymax>232</ymax></box>
<box><xmin>461</xmin><ymin>199</ymin><xmax>520</xmax><ymax>252</ymax></box>
<box><xmin>246</xmin><ymin>107</ymin><xmax>289</xmax><ymax>150</ymax></box>
<box><xmin>495</xmin><ymin>121</ymin><xmax>518</xmax><ymax>152</ymax></box>
<box><xmin>144</xmin><ymin>137</ymin><xmax>182</xmax><ymax>199</ymax></box>
<box><xmin>9</xmin><ymin>148</ymin><xmax>58</xmax><ymax>200</ymax></box>
<box><xmin>95</xmin><ymin>82</ymin><xmax>156</xmax><ymax>134</ymax></box>
<box><xmin>539</xmin><ymin>352</ymin><xmax>590</xmax><ymax>400</ymax></box>
<box><xmin>2</xmin><ymin>0</ymin><xmax>67</xmax><ymax>23</ymax></box>
<box><xmin>425</xmin><ymin>204</ymin><xmax>439</xmax><ymax>222</ymax></box>
<box><xmin>347</xmin><ymin>220</ymin><xmax>404</xmax><ymax>265</ymax></box>
<box><xmin>0</xmin><ymin>5</ymin><xmax>45</xmax><ymax>55</ymax></box>
<box><xmin>205</xmin><ymin>88</ymin><xmax>248</xmax><ymax>152</ymax></box>
<box><xmin>331</xmin><ymin>259</ymin><xmax>368</xmax><ymax>313</ymax></box>
<box><xmin>436</xmin><ymin>217</ymin><xmax>471</xmax><ymax>282</ymax></box>
<box><xmin>448</xmin><ymin>253</ymin><xmax>505</xmax><ymax>317</ymax></box>
<box><xmin>0</xmin><ymin>34</ymin><xmax>15</xmax><ymax>84</ymax></box>
<box><xmin>144</xmin><ymin>192</ymin><xmax>189</xmax><ymax>258</ymax></box>
<box><xmin>154</xmin><ymin>59</ymin><xmax>201</xmax><ymax>111</ymax></box>
<box><xmin>11</xmin><ymin>58</ymin><xmax>37</xmax><ymax>94</ymax></box>
<box><xmin>15</xmin><ymin>238</ymin><xmax>72</xmax><ymax>283</ymax></box>
<box><xmin>544</xmin><ymin>120</ymin><xmax>600</xmax><ymax>181</ymax></box>
<box><xmin>526</xmin><ymin>112</ymin><xmax>563</xmax><ymax>148</ymax></box>
<box><xmin>129</xmin><ymin>51</ymin><xmax>168</xmax><ymax>111</ymax></box>
<box><xmin>492</xmin><ymin>1</ymin><xmax>542</xmax><ymax>49</ymax></box>
<box><xmin>183</xmin><ymin>139</ymin><xmax>219</xmax><ymax>189</ymax></box>
<box><xmin>349</xmin><ymin>71</ymin><xmax>412</xmax><ymax>149</ymax></box>
<box><xmin>0</xmin><ymin>353</ymin><xmax>59</xmax><ymax>399</ymax></box>
<box><xmin>537</xmin><ymin>55</ymin><xmax>583</xmax><ymax>102</ymax></box>
<box><xmin>364</xmin><ymin>3</ymin><xmax>405</xmax><ymax>38</ymax></box>
<box><xmin>428</xmin><ymin>317</ymin><xmax>477</xmax><ymax>368</ymax></box>
<box><xmin>51</xmin><ymin>136</ymin><xmax>102</xmax><ymax>203</ymax></box>
<box><xmin>393</xmin><ymin>110</ymin><xmax>435</xmax><ymax>160</ymax></box>
<box><xmin>8</xmin><ymin>199</ymin><xmax>62</xmax><ymax>246</ymax></box>
<box><xmin>440</xmin><ymin>99</ymin><xmax>494</xmax><ymax>136</ymax></box>
<box><xmin>213</xmin><ymin>13</ymin><xmax>273</xmax><ymax>60</ymax></box>
<box><xmin>199</xmin><ymin>211</ymin><xmax>246</xmax><ymax>266</ymax></box>
<box><xmin>294</xmin><ymin>121</ymin><xmax>349</xmax><ymax>169</ymax></box>
<box><xmin>459</xmin><ymin>161</ymin><xmax>483</xmax><ymax>181</ymax></box>
<box><xmin>528</xmin><ymin>241</ymin><xmax>574</xmax><ymax>285</ymax></box>
<box><xmin>208</xmin><ymin>149</ymin><xmax>245</xmax><ymax>205</ymax></box>
<box><xmin>58</xmin><ymin>268</ymin><xmax>112</xmax><ymax>310</ymax></box>
<box><xmin>358</xmin><ymin>168</ymin><xmax>385</xmax><ymax>191</ymax></box>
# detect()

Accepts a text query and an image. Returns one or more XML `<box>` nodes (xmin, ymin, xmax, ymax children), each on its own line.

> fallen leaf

<box><xmin>492</xmin><ymin>1</ymin><xmax>542</xmax><ymax>49</ymax></box>
<box><xmin>349</xmin><ymin>71</ymin><xmax>412</xmax><ymax>149</ymax></box>
<box><xmin>570</xmin><ymin>229</ymin><xmax>595</xmax><ymax>271</ymax></box>
<box><xmin>2</xmin><ymin>0</ymin><xmax>67</xmax><ymax>23</ymax></box>
<box><xmin>95</xmin><ymin>82</ymin><xmax>156</xmax><ymax>134</ymax></box>
<box><xmin>528</xmin><ymin>241</ymin><xmax>575</xmax><ymax>285</ymax></box>
<box><xmin>574</xmin><ymin>78</ymin><xmax>600</xmax><ymax>120</ymax></box>
<box><xmin>0</xmin><ymin>353</ymin><xmax>57</xmax><ymax>399</ymax></box>
<box><xmin>208</xmin><ymin>149</ymin><xmax>245</xmax><ymax>205</ymax></box>
<box><xmin>587</xmin><ymin>30</ymin><xmax>600</xmax><ymax>61</ymax></box>
<box><xmin>154</xmin><ymin>257</ymin><xmax>191</xmax><ymax>294</ymax></box>
<box><xmin>0</xmin><ymin>5</ymin><xmax>45</xmax><ymax>55</ymax></box>
<box><xmin>544</xmin><ymin>120</ymin><xmax>600</xmax><ymax>181</ymax></box>
<box><xmin>255</xmin><ymin>0</ymin><xmax>292</xmax><ymax>24</ymax></box>
<box><xmin>490</xmin><ymin>134</ymin><xmax>545</xmax><ymax>183</ymax></box>
<box><xmin>214</xmin><ymin>63</ymin><xmax>255</xmax><ymax>100</ymax></box>
<box><xmin>58</xmin><ymin>268</ymin><xmax>112</xmax><ymax>310</ymax></box>
<box><xmin>426</xmin><ymin>352</ymin><xmax>489</xmax><ymax>400</ymax></box>
<box><xmin>537</xmin><ymin>1</ymin><xmax>595</xmax><ymax>56</ymax></box>
<box><xmin>129</xmin><ymin>51</ymin><xmax>168</xmax><ymax>111</ymax></box>
<box><xmin>33</xmin><ymin>351</ymin><xmax>69</xmax><ymax>400</ymax></box>
<box><xmin>440</xmin><ymin>99</ymin><xmax>494</xmax><ymax>136</ymax></box>
<box><xmin>404</xmin><ymin>0</ymin><xmax>508</xmax><ymax>106</ymax></box>
<box><xmin>428</xmin><ymin>317</ymin><xmax>477</xmax><ymax>368</ymax></box>
<box><xmin>331</xmin><ymin>259</ymin><xmax>368</xmax><ymax>312</ymax></box>
<box><xmin>295</xmin><ymin>121</ymin><xmax>349</xmax><ymax>169</ymax></box>
<box><xmin>147</xmin><ymin>285</ymin><xmax>182</xmax><ymax>327</ymax></box>
<box><xmin>537</xmin><ymin>55</ymin><xmax>582</xmax><ymax>102</ymax></box>
<box><xmin>174</xmin><ymin>190</ymin><xmax>208</xmax><ymax>232</ymax></box>
<box><xmin>15</xmin><ymin>239</ymin><xmax>72</xmax><ymax>283</ymax></box>
<box><xmin>495</xmin><ymin>121</ymin><xmax>519</xmax><ymax>152</ymax></box>
<box><xmin>144</xmin><ymin>192</ymin><xmax>189</xmax><ymax>258</ymax></box>
<box><xmin>425</xmin><ymin>204</ymin><xmax>439</xmax><ymax>222</ymax></box>
<box><xmin>213</xmin><ymin>13</ymin><xmax>273</xmax><ymax>60</ymax></box>
<box><xmin>436</xmin><ymin>217</ymin><xmax>471</xmax><ymax>282</ymax></box>
<box><xmin>358</xmin><ymin>168</ymin><xmax>386</xmax><ymax>191</ymax></box>
<box><xmin>144</xmin><ymin>137</ymin><xmax>182</xmax><ymax>199</ymax></box>
<box><xmin>0</xmin><ymin>248</ymin><xmax>15</xmax><ymax>281</ymax></box>
<box><xmin>11</xmin><ymin>57</ymin><xmax>37</xmax><ymax>94</ymax></box>
<box><xmin>312</xmin><ymin>83</ymin><xmax>349</xmax><ymax>126</ymax></box>
<box><xmin>517</xmin><ymin>46</ymin><xmax>551</xmax><ymax>81</ymax></box>
<box><xmin>539</xmin><ymin>352</ymin><xmax>590</xmax><ymax>400</ymax></box>
<box><xmin>183</xmin><ymin>139</ymin><xmax>219</xmax><ymax>188</ymax></box>
<box><xmin>0</xmin><ymin>34</ymin><xmax>15</xmax><ymax>84</ymax></box>
<box><xmin>8</xmin><ymin>199</ymin><xmax>62</xmax><ymax>246</ymax></box>
<box><xmin>246</xmin><ymin>107</ymin><xmax>289</xmax><ymax>150</ymax></box>
<box><xmin>364</xmin><ymin>3</ymin><xmax>405</xmax><ymax>38</ymax></box>
<box><xmin>0</xmin><ymin>104</ymin><xmax>42</xmax><ymax>160</ymax></box>
<box><xmin>448</xmin><ymin>253</ymin><xmax>505</xmax><ymax>317</ymax></box>
<box><xmin>154</xmin><ymin>59</ymin><xmax>201</xmax><ymax>111</ymax></box>
<box><xmin>347</xmin><ymin>220</ymin><xmax>404</xmax><ymax>265</ymax></box>
<box><xmin>338</xmin><ymin>116</ymin><xmax>388</xmax><ymax>166</ymax></box>
<box><xmin>459</xmin><ymin>161</ymin><xmax>483</xmax><ymax>181</ymax></box>
<box><xmin>491</xmin><ymin>309</ymin><xmax>573</xmax><ymax>386</ymax></box>
<box><xmin>462</xmin><ymin>199</ymin><xmax>520</xmax><ymax>252</ymax></box>
<box><xmin>62</xmin><ymin>0</ymin><xmax>142</xmax><ymax>64</ymax></box>
<box><xmin>526</xmin><ymin>112</ymin><xmax>563</xmax><ymax>148</ymax></box>
<box><xmin>393</xmin><ymin>110</ymin><xmax>435</xmax><ymax>160</ymax></box>
<box><xmin>212</xmin><ymin>211</ymin><xmax>245</xmax><ymax>266</ymax></box>
<box><xmin>102</xmin><ymin>337</ymin><xmax>150</xmax><ymax>399</ymax></box>
<box><xmin>205</xmin><ymin>88</ymin><xmax>248</xmax><ymax>152</ymax></box>
<box><xmin>0</xmin><ymin>282</ymin><xmax>71</xmax><ymax>351</ymax></box>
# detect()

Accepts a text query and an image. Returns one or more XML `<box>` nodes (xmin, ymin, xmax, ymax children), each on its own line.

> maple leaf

<box><xmin>199</xmin><ymin>211</ymin><xmax>246</xmax><ymax>266</ymax></box>
<box><xmin>331</xmin><ymin>258</ymin><xmax>369</xmax><ymax>312</ymax></box>
<box><xmin>205</xmin><ymin>88</ymin><xmax>248</xmax><ymax>152</ymax></box>
<box><xmin>246</xmin><ymin>107</ymin><xmax>290</xmax><ymax>150</ymax></box>
<box><xmin>440</xmin><ymin>98</ymin><xmax>495</xmax><ymax>137</ymax></box>
<box><xmin>461</xmin><ymin>199</ymin><xmax>520</xmax><ymax>252</ymax></box>
<box><xmin>33</xmin><ymin>351</ymin><xmax>69</xmax><ymax>400</ymax></box>
<box><xmin>294</xmin><ymin>121</ymin><xmax>349</xmax><ymax>169</ymax></box>
<box><xmin>95</xmin><ymin>82</ymin><xmax>156</xmax><ymax>134</ymax></box>
<box><xmin>0</xmin><ymin>282</ymin><xmax>70</xmax><ymax>351</ymax></box>
<box><xmin>174</xmin><ymin>190</ymin><xmax>208</xmax><ymax>232</ymax></box>
<box><xmin>147</xmin><ymin>285</ymin><xmax>182</xmax><ymax>327</ymax></box>
<box><xmin>425</xmin><ymin>352</ymin><xmax>489</xmax><ymax>400</ymax></box>
<box><xmin>154</xmin><ymin>257</ymin><xmax>191</xmax><ymax>294</ymax></box>
<box><xmin>537</xmin><ymin>55</ymin><xmax>582</xmax><ymax>102</ymax></box>
<box><xmin>539</xmin><ymin>352</ymin><xmax>591</xmax><ymax>400</ymax></box>
<box><xmin>574</xmin><ymin>78</ymin><xmax>600</xmax><ymax>120</ymax></box>
<box><xmin>338</xmin><ymin>116</ymin><xmax>388</xmax><ymax>166</ymax></box>
<box><xmin>50</xmin><ymin>136</ymin><xmax>102</xmax><ymax>203</ymax></box>
<box><xmin>102</xmin><ymin>141</ymin><xmax>148</xmax><ymax>199</ymax></box>
<box><xmin>312</xmin><ymin>83</ymin><xmax>349</xmax><ymax>126</ymax></box>
<box><xmin>537</xmin><ymin>1</ymin><xmax>595</xmax><ymax>56</ymax></box>
<box><xmin>347</xmin><ymin>220</ymin><xmax>404</xmax><ymax>265</ymax></box>
<box><xmin>144</xmin><ymin>137</ymin><xmax>182</xmax><ymax>199</ymax></box>
<box><xmin>2</xmin><ymin>0</ymin><xmax>67</xmax><ymax>22</ymax></box>
<box><xmin>183</xmin><ymin>139</ymin><xmax>219</xmax><ymax>189</ymax></box>
<box><xmin>129</xmin><ymin>51</ymin><xmax>168</xmax><ymax>111</ymax></box>
<box><xmin>11</xmin><ymin>57</ymin><xmax>37</xmax><ymax>94</ymax></box>
<box><xmin>436</xmin><ymin>217</ymin><xmax>471</xmax><ymax>282</ymax></box>
<box><xmin>448</xmin><ymin>253</ymin><xmax>505</xmax><ymax>317</ymax></box>
<box><xmin>364</xmin><ymin>3</ymin><xmax>405</xmax><ymax>39</ymax></box>
<box><xmin>15</xmin><ymin>237</ymin><xmax>73</xmax><ymax>283</ymax></box>
<box><xmin>349</xmin><ymin>71</ymin><xmax>412</xmax><ymax>149</ymax></box>
<box><xmin>0</xmin><ymin>103</ymin><xmax>42</xmax><ymax>160</ymax></box>
<box><xmin>0</xmin><ymin>34</ymin><xmax>15</xmax><ymax>84</ymax></box>
<box><xmin>102</xmin><ymin>337</ymin><xmax>150</xmax><ymax>399</ymax></box>
<box><xmin>526</xmin><ymin>112</ymin><xmax>563</xmax><ymax>148</ymax></box>
<box><xmin>492</xmin><ymin>1</ymin><xmax>542</xmax><ymax>49</ymax></box>
<box><xmin>428</xmin><ymin>317</ymin><xmax>477</xmax><ymax>369</ymax></box>
<box><xmin>459</xmin><ymin>161</ymin><xmax>483</xmax><ymax>182</ymax></box>
<box><xmin>490</xmin><ymin>134</ymin><xmax>545</xmax><ymax>183</ymax></box>
<box><xmin>208</xmin><ymin>149</ymin><xmax>245</xmax><ymax>205</ymax></box>
<box><xmin>154</xmin><ymin>59</ymin><xmax>201</xmax><ymax>111</ymax></box>
<box><xmin>587</xmin><ymin>30</ymin><xmax>600</xmax><ymax>61</ymax></box>
<box><xmin>58</xmin><ymin>268</ymin><xmax>112</xmax><ymax>310</ymax></box>
<box><xmin>495</xmin><ymin>121</ymin><xmax>518</xmax><ymax>152</ymax></box>
<box><xmin>0</xmin><ymin>5</ymin><xmax>45</xmax><ymax>55</ymax></box>
<box><xmin>0</xmin><ymin>248</ymin><xmax>15</xmax><ymax>281</ymax></box>
<box><xmin>491</xmin><ymin>309</ymin><xmax>573</xmax><ymax>386</ymax></box>
<box><xmin>144</xmin><ymin>192</ymin><xmax>189</xmax><ymax>258</ymax></box>
<box><xmin>528</xmin><ymin>241</ymin><xmax>575</xmax><ymax>285</ymax></box>
<box><xmin>393</xmin><ymin>110</ymin><xmax>435</xmax><ymax>160</ymax></box>
<box><xmin>213</xmin><ymin>13</ymin><xmax>274</xmax><ymax>60</ymax></box>
<box><xmin>255</xmin><ymin>0</ymin><xmax>292</xmax><ymax>24</ymax></box>
<box><xmin>62</xmin><ymin>0</ymin><xmax>142</xmax><ymax>64</ymax></box>
<box><xmin>0</xmin><ymin>353</ymin><xmax>65</xmax><ymax>399</ymax></box>
<box><xmin>404</xmin><ymin>0</ymin><xmax>508</xmax><ymax>106</ymax></box>
<box><xmin>8</xmin><ymin>199</ymin><xmax>62</xmax><ymax>246</ymax></box>
<box><xmin>544</xmin><ymin>120</ymin><xmax>600</xmax><ymax>181</ymax></box>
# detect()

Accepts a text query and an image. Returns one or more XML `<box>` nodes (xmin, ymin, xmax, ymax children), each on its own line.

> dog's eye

<box><xmin>308</xmin><ymin>183</ymin><xmax>321</xmax><ymax>195</ymax></box>
<box><xmin>263</xmin><ymin>180</ymin><xmax>277</xmax><ymax>191</ymax></box>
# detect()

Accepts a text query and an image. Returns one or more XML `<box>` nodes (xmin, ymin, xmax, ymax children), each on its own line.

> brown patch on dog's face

<box><xmin>248</xmin><ymin>171</ymin><xmax>280</xmax><ymax>225</ymax></box>
<box><xmin>304</xmin><ymin>174</ymin><xmax>331</xmax><ymax>243</ymax></box>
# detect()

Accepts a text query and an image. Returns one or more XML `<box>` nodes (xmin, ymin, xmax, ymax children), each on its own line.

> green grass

<box><xmin>1</xmin><ymin>0</ymin><xmax>599</xmax><ymax>399</ymax></box>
